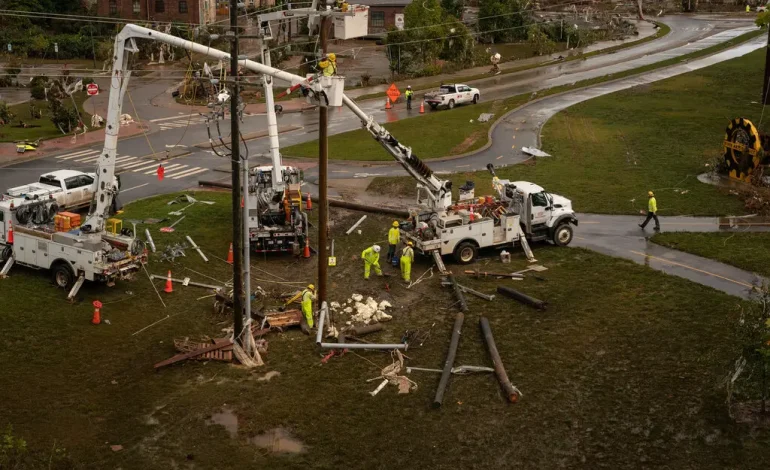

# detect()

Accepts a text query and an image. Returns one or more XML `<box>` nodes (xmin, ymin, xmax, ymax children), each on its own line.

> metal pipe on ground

<box><xmin>433</xmin><ymin>312</ymin><xmax>464</xmax><ymax>408</ymax></box>
<box><xmin>496</xmin><ymin>286</ymin><xmax>547</xmax><ymax>310</ymax></box>
<box><xmin>318</xmin><ymin>342</ymin><xmax>407</xmax><ymax>350</ymax></box>
<box><xmin>315</xmin><ymin>301</ymin><xmax>327</xmax><ymax>346</ymax></box>
<box><xmin>479</xmin><ymin>316</ymin><xmax>521</xmax><ymax>403</ymax></box>
<box><xmin>198</xmin><ymin>180</ymin><xmax>410</xmax><ymax>218</ymax></box>
<box><xmin>446</xmin><ymin>273</ymin><xmax>469</xmax><ymax>313</ymax></box>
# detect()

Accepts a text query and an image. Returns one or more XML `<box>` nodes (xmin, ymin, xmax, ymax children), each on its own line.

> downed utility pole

<box><xmin>479</xmin><ymin>317</ymin><xmax>521</xmax><ymax>403</ymax></box>
<box><xmin>496</xmin><ymin>286</ymin><xmax>547</xmax><ymax>310</ymax></box>
<box><xmin>465</xmin><ymin>269</ymin><xmax>523</xmax><ymax>279</ymax></box>
<box><xmin>433</xmin><ymin>312</ymin><xmax>464</xmax><ymax>408</ymax></box>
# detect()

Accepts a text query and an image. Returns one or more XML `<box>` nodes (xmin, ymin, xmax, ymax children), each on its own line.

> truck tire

<box><xmin>472</xmin><ymin>94</ymin><xmax>479</xmax><ymax>104</ymax></box>
<box><xmin>552</xmin><ymin>224</ymin><xmax>574</xmax><ymax>246</ymax></box>
<box><xmin>52</xmin><ymin>262</ymin><xmax>74</xmax><ymax>289</ymax></box>
<box><xmin>447</xmin><ymin>99</ymin><xmax>456</xmax><ymax>110</ymax></box>
<box><xmin>0</xmin><ymin>245</ymin><xmax>11</xmax><ymax>262</ymax></box>
<box><xmin>454</xmin><ymin>241</ymin><xmax>478</xmax><ymax>264</ymax></box>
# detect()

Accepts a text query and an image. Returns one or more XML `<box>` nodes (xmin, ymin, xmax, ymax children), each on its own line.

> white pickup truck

<box><xmin>5</xmin><ymin>170</ymin><xmax>120</xmax><ymax>211</ymax></box>
<box><xmin>424</xmin><ymin>84</ymin><xmax>480</xmax><ymax>110</ymax></box>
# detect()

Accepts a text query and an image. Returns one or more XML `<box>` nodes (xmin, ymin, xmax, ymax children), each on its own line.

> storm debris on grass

<box><xmin>330</xmin><ymin>294</ymin><xmax>394</xmax><ymax>326</ymax></box>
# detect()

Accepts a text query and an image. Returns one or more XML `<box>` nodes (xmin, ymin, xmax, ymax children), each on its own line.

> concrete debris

<box><xmin>335</xmin><ymin>293</ymin><xmax>394</xmax><ymax>325</ymax></box>
<box><xmin>351</xmin><ymin>294</ymin><xmax>363</xmax><ymax>302</ymax></box>
<box><xmin>521</xmin><ymin>147</ymin><xmax>551</xmax><ymax>157</ymax></box>
<box><xmin>378</xmin><ymin>300</ymin><xmax>392</xmax><ymax>310</ymax></box>
<box><xmin>478</xmin><ymin>113</ymin><xmax>495</xmax><ymax>123</ymax></box>
<box><xmin>330</xmin><ymin>301</ymin><xmax>341</xmax><ymax>309</ymax></box>
<box><xmin>343</xmin><ymin>306</ymin><xmax>353</xmax><ymax>314</ymax></box>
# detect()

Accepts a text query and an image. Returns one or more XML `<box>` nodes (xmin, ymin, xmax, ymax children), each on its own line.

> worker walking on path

<box><xmin>300</xmin><ymin>284</ymin><xmax>316</xmax><ymax>334</ymax></box>
<box><xmin>387</xmin><ymin>220</ymin><xmax>400</xmax><ymax>262</ymax></box>
<box><xmin>639</xmin><ymin>191</ymin><xmax>660</xmax><ymax>231</ymax></box>
<box><xmin>362</xmin><ymin>244</ymin><xmax>383</xmax><ymax>280</ymax></box>
<box><xmin>401</xmin><ymin>241</ymin><xmax>414</xmax><ymax>282</ymax></box>
<box><xmin>405</xmin><ymin>85</ymin><xmax>413</xmax><ymax>110</ymax></box>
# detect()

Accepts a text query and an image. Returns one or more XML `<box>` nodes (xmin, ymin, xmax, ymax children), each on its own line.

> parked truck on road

<box><xmin>5</xmin><ymin>170</ymin><xmax>121</xmax><ymax>212</ymax></box>
<box><xmin>424</xmin><ymin>84</ymin><xmax>481</xmax><ymax>110</ymax></box>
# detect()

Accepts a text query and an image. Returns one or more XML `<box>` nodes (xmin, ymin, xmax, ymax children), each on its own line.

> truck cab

<box><xmin>506</xmin><ymin>181</ymin><xmax>577</xmax><ymax>246</ymax></box>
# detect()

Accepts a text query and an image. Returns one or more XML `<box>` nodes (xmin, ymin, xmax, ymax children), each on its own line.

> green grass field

<box><xmin>652</xmin><ymin>232</ymin><xmax>770</xmax><ymax>278</ymax></box>
<box><xmin>0</xmin><ymin>92</ymin><xmax>93</xmax><ymax>142</ymax></box>
<box><xmin>1</xmin><ymin>191</ymin><xmax>769</xmax><ymax>468</ymax></box>
<box><xmin>369</xmin><ymin>34</ymin><xmax>766</xmax><ymax>216</ymax></box>
<box><xmin>287</xmin><ymin>28</ymin><xmax>762</xmax><ymax>163</ymax></box>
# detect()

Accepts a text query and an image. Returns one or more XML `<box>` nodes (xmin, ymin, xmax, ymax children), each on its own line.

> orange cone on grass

<box><xmin>306</xmin><ymin>193</ymin><xmax>312</xmax><ymax>210</ymax></box>
<box><xmin>226</xmin><ymin>243</ymin><xmax>234</xmax><ymax>264</ymax></box>
<box><xmin>304</xmin><ymin>241</ymin><xmax>311</xmax><ymax>258</ymax></box>
<box><xmin>164</xmin><ymin>270</ymin><xmax>174</xmax><ymax>293</ymax></box>
<box><xmin>91</xmin><ymin>300</ymin><xmax>102</xmax><ymax>325</ymax></box>
<box><xmin>419</xmin><ymin>101</ymin><xmax>425</xmax><ymax>114</ymax></box>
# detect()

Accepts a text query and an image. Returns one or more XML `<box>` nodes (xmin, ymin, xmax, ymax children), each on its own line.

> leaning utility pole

<box><xmin>318</xmin><ymin>13</ymin><xmax>330</xmax><ymax>306</ymax></box>
<box><xmin>764</xmin><ymin>23</ymin><xmax>770</xmax><ymax>104</ymax></box>
<box><xmin>229</xmin><ymin>0</ymin><xmax>245</xmax><ymax>346</ymax></box>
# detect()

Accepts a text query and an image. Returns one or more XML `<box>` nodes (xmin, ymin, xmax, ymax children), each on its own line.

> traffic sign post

<box><xmin>86</xmin><ymin>83</ymin><xmax>99</xmax><ymax>96</ymax></box>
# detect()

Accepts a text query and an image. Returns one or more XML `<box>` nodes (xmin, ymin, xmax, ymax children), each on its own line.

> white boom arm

<box><xmin>84</xmin><ymin>22</ymin><xmax>451</xmax><ymax>232</ymax></box>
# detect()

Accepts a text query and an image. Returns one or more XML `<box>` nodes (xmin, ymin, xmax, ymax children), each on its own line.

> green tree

<box><xmin>527</xmin><ymin>24</ymin><xmax>555</xmax><ymax>56</ymax></box>
<box><xmin>0</xmin><ymin>101</ymin><xmax>12</xmax><ymax>125</ymax></box>
<box><xmin>479</xmin><ymin>0</ymin><xmax>532</xmax><ymax>43</ymax></box>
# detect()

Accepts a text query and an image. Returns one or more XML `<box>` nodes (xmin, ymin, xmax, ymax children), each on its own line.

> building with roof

<box><xmin>354</xmin><ymin>0</ymin><xmax>412</xmax><ymax>35</ymax></box>
<box><xmin>97</xmin><ymin>0</ymin><xmax>217</xmax><ymax>25</ymax></box>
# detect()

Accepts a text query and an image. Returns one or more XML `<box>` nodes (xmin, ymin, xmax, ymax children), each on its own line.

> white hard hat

<box><xmin>373</xmin><ymin>245</ymin><xmax>381</xmax><ymax>253</ymax></box>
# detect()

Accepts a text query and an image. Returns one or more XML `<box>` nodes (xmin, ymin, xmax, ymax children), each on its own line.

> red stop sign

<box><xmin>86</xmin><ymin>83</ymin><xmax>99</xmax><ymax>96</ymax></box>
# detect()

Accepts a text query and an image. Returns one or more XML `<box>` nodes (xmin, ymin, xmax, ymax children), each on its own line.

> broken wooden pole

<box><xmin>446</xmin><ymin>273</ymin><xmax>469</xmax><ymax>313</ymax></box>
<box><xmin>433</xmin><ymin>312</ymin><xmax>465</xmax><ymax>408</ymax></box>
<box><xmin>496</xmin><ymin>286</ymin><xmax>547</xmax><ymax>310</ymax></box>
<box><xmin>346</xmin><ymin>324</ymin><xmax>384</xmax><ymax>336</ymax></box>
<box><xmin>479</xmin><ymin>316</ymin><xmax>521</xmax><ymax>403</ymax></box>
<box><xmin>465</xmin><ymin>269</ymin><xmax>523</xmax><ymax>279</ymax></box>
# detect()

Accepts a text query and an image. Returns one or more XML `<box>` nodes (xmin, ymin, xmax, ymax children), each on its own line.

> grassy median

<box><xmin>1</xmin><ymin>190</ymin><xmax>770</xmax><ymax>468</ymax></box>
<box><xmin>369</xmin><ymin>33</ymin><xmax>765</xmax><ymax>216</ymax></box>
<box><xmin>0</xmin><ymin>92</ymin><xmax>93</xmax><ymax>143</ymax></box>
<box><xmin>651</xmin><ymin>232</ymin><xmax>770</xmax><ymax>278</ymax></box>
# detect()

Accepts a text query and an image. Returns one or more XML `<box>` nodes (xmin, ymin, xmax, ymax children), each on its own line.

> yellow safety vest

<box><xmin>323</xmin><ymin>62</ymin><xmax>337</xmax><ymax>76</ymax></box>
<box><xmin>388</xmin><ymin>227</ymin><xmax>400</xmax><ymax>245</ymax></box>
<box><xmin>402</xmin><ymin>246</ymin><xmax>414</xmax><ymax>262</ymax></box>
<box><xmin>405</xmin><ymin>90</ymin><xmax>413</xmax><ymax>99</ymax></box>
<box><xmin>362</xmin><ymin>247</ymin><xmax>379</xmax><ymax>264</ymax></box>
<box><xmin>648</xmin><ymin>197</ymin><xmax>657</xmax><ymax>213</ymax></box>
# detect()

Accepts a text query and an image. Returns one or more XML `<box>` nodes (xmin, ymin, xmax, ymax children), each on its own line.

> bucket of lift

<box><xmin>315</xmin><ymin>76</ymin><xmax>345</xmax><ymax>107</ymax></box>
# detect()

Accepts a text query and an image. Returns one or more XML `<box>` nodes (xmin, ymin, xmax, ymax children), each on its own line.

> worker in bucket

<box><xmin>387</xmin><ymin>220</ymin><xmax>400</xmax><ymax>262</ymax></box>
<box><xmin>401</xmin><ymin>241</ymin><xmax>415</xmax><ymax>283</ymax></box>
<box><xmin>301</xmin><ymin>284</ymin><xmax>316</xmax><ymax>334</ymax></box>
<box><xmin>639</xmin><ymin>191</ymin><xmax>660</xmax><ymax>231</ymax></box>
<box><xmin>319</xmin><ymin>53</ymin><xmax>337</xmax><ymax>77</ymax></box>
<box><xmin>405</xmin><ymin>85</ymin><xmax>413</xmax><ymax>110</ymax></box>
<box><xmin>362</xmin><ymin>244</ymin><xmax>383</xmax><ymax>280</ymax></box>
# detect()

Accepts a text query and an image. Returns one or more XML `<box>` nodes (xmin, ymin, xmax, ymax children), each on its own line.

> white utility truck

<box><xmin>424</xmin><ymin>84</ymin><xmax>481</xmax><ymax>110</ymax></box>
<box><xmin>6</xmin><ymin>170</ymin><xmax>120</xmax><ymax>211</ymax></box>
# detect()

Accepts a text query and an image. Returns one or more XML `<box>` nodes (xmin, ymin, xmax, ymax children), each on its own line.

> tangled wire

<box><xmin>14</xmin><ymin>200</ymin><xmax>58</xmax><ymax>225</ymax></box>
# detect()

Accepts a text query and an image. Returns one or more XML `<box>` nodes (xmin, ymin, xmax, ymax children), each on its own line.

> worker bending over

<box><xmin>301</xmin><ymin>284</ymin><xmax>316</xmax><ymax>334</ymax></box>
<box><xmin>387</xmin><ymin>220</ymin><xmax>400</xmax><ymax>262</ymax></box>
<box><xmin>401</xmin><ymin>241</ymin><xmax>414</xmax><ymax>282</ymax></box>
<box><xmin>639</xmin><ymin>191</ymin><xmax>660</xmax><ymax>231</ymax></box>
<box><xmin>362</xmin><ymin>244</ymin><xmax>383</xmax><ymax>280</ymax></box>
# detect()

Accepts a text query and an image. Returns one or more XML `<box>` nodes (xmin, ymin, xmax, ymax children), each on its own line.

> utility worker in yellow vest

<box><xmin>747</xmin><ymin>4</ymin><xmax>751</xmax><ymax>12</ymax></box>
<box><xmin>405</xmin><ymin>85</ymin><xmax>414</xmax><ymax>110</ymax></box>
<box><xmin>301</xmin><ymin>284</ymin><xmax>316</xmax><ymax>334</ymax></box>
<box><xmin>362</xmin><ymin>244</ymin><xmax>383</xmax><ymax>280</ymax></box>
<box><xmin>639</xmin><ymin>191</ymin><xmax>660</xmax><ymax>231</ymax></box>
<box><xmin>320</xmin><ymin>53</ymin><xmax>337</xmax><ymax>77</ymax></box>
<box><xmin>401</xmin><ymin>241</ymin><xmax>414</xmax><ymax>282</ymax></box>
<box><xmin>387</xmin><ymin>220</ymin><xmax>400</xmax><ymax>262</ymax></box>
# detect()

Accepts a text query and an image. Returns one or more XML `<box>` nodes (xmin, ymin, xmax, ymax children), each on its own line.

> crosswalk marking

<box><xmin>121</xmin><ymin>159</ymin><xmax>156</xmax><ymax>170</ymax></box>
<box><xmin>74</xmin><ymin>154</ymin><xmax>102</xmax><ymax>162</ymax></box>
<box><xmin>158</xmin><ymin>117</ymin><xmax>206</xmax><ymax>130</ymax></box>
<box><xmin>56</xmin><ymin>149</ymin><xmax>99</xmax><ymax>160</ymax></box>
<box><xmin>114</xmin><ymin>155</ymin><xmax>136</xmax><ymax>163</ymax></box>
<box><xmin>145</xmin><ymin>163</ymin><xmax>185</xmax><ymax>175</ymax></box>
<box><xmin>171</xmin><ymin>167</ymin><xmax>209</xmax><ymax>179</ymax></box>
<box><xmin>130</xmin><ymin>162</ymin><xmax>163</xmax><ymax>172</ymax></box>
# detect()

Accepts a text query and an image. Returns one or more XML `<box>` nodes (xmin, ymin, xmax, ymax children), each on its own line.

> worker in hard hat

<box><xmin>362</xmin><ymin>244</ymin><xmax>383</xmax><ymax>280</ymax></box>
<box><xmin>405</xmin><ymin>85</ymin><xmax>414</xmax><ymax>110</ymax></box>
<box><xmin>300</xmin><ymin>284</ymin><xmax>316</xmax><ymax>334</ymax></box>
<box><xmin>639</xmin><ymin>191</ymin><xmax>660</xmax><ymax>231</ymax></box>
<box><xmin>387</xmin><ymin>220</ymin><xmax>400</xmax><ymax>262</ymax></box>
<box><xmin>401</xmin><ymin>241</ymin><xmax>415</xmax><ymax>283</ymax></box>
<box><xmin>320</xmin><ymin>53</ymin><xmax>337</xmax><ymax>77</ymax></box>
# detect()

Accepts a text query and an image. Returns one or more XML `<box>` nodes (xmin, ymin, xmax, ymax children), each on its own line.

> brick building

<box><xmin>355</xmin><ymin>0</ymin><xmax>412</xmax><ymax>35</ymax></box>
<box><xmin>98</xmin><ymin>0</ymin><xmax>217</xmax><ymax>25</ymax></box>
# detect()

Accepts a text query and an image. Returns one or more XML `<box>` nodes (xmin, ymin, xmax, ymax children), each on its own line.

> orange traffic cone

<box><xmin>6</xmin><ymin>220</ymin><xmax>13</xmax><ymax>244</ymax></box>
<box><xmin>226</xmin><ymin>243</ymin><xmax>234</xmax><ymax>264</ymax></box>
<box><xmin>306</xmin><ymin>193</ymin><xmax>312</xmax><ymax>210</ymax></box>
<box><xmin>419</xmin><ymin>101</ymin><xmax>425</xmax><ymax>114</ymax></box>
<box><xmin>241</xmin><ymin>196</ymin><xmax>245</xmax><ymax>208</ymax></box>
<box><xmin>91</xmin><ymin>300</ymin><xmax>102</xmax><ymax>325</ymax></box>
<box><xmin>385</xmin><ymin>98</ymin><xmax>391</xmax><ymax>109</ymax></box>
<box><xmin>303</xmin><ymin>241</ymin><xmax>311</xmax><ymax>258</ymax></box>
<box><xmin>469</xmin><ymin>206</ymin><xmax>476</xmax><ymax>222</ymax></box>
<box><xmin>164</xmin><ymin>270</ymin><xmax>174</xmax><ymax>293</ymax></box>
